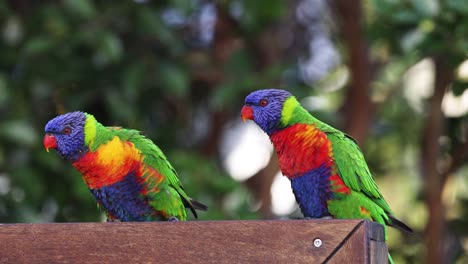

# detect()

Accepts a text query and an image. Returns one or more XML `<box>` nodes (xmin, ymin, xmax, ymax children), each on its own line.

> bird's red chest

<box><xmin>72</xmin><ymin>137</ymin><xmax>143</xmax><ymax>189</ymax></box>
<box><xmin>270</xmin><ymin>124</ymin><xmax>334</xmax><ymax>178</ymax></box>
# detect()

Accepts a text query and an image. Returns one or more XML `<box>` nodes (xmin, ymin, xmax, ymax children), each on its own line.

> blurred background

<box><xmin>0</xmin><ymin>0</ymin><xmax>466</xmax><ymax>263</ymax></box>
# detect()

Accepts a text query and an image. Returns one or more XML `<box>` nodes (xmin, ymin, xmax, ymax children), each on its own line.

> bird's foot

<box><xmin>106</xmin><ymin>218</ymin><xmax>121</xmax><ymax>222</ymax></box>
<box><xmin>168</xmin><ymin>216</ymin><xmax>180</xmax><ymax>222</ymax></box>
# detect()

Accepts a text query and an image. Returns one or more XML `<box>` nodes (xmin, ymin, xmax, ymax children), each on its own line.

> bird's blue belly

<box><xmin>89</xmin><ymin>172</ymin><xmax>155</xmax><ymax>221</ymax></box>
<box><xmin>290</xmin><ymin>164</ymin><xmax>332</xmax><ymax>218</ymax></box>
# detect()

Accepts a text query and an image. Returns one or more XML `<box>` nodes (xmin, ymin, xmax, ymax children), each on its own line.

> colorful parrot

<box><xmin>43</xmin><ymin>111</ymin><xmax>207</xmax><ymax>221</ymax></box>
<box><xmin>241</xmin><ymin>89</ymin><xmax>412</xmax><ymax>263</ymax></box>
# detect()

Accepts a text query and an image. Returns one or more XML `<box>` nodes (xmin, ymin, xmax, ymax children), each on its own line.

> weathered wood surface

<box><xmin>0</xmin><ymin>219</ymin><xmax>387</xmax><ymax>264</ymax></box>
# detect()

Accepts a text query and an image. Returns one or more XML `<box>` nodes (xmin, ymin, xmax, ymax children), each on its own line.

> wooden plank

<box><xmin>366</xmin><ymin>221</ymin><xmax>388</xmax><ymax>264</ymax></box>
<box><xmin>0</xmin><ymin>219</ymin><xmax>385</xmax><ymax>264</ymax></box>
<box><xmin>326</xmin><ymin>220</ymin><xmax>367</xmax><ymax>263</ymax></box>
<box><xmin>370</xmin><ymin>240</ymin><xmax>388</xmax><ymax>264</ymax></box>
<box><xmin>319</xmin><ymin>220</ymin><xmax>387</xmax><ymax>264</ymax></box>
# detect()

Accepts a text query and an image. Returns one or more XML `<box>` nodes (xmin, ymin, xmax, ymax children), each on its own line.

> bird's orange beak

<box><xmin>43</xmin><ymin>134</ymin><xmax>57</xmax><ymax>152</ymax></box>
<box><xmin>241</xmin><ymin>106</ymin><xmax>254</xmax><ymax>122</ymax></box>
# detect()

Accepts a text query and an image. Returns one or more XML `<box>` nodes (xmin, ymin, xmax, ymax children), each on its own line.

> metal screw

<box><xmin>313</xmin><ymin>238</ymin><xmax>322</xmax><ymax>248</ymax></box>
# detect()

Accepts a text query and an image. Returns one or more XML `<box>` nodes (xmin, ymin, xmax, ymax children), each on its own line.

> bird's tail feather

<box><xmin>191</xmin><ymin>199</ymin><xmax>208</xmax><ymax>211</ymax></box>
<box><xmin>388</xmin><ymin>215</ymin><xmax>413</xmax><ymax>233</ymax></box>
<box><xmin>184</xmin><ymin>198</ymin><xmax>208</xmax><ymax>219</ymax></box>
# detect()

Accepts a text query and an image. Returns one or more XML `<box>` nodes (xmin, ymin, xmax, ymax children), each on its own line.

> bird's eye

<box><xmin>63</xmin><ymin>127</ymin><xmax>72</xmax><ymax>135</ymax></box>
<box><xmin>259</xmin><ymin>99</ymin><xmax>268</xmax><ymax>107</ymax></box>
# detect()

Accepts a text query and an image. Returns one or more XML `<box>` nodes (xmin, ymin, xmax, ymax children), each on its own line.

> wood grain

<box><xmin>0</xmin><ymin>219</ymin><xmax>386</xmax><ymax>264</ymax></box>
<box><xmin>327</xmin><ymin>220</ymin><xmax>367</xmax><ymax>263</ymax></box>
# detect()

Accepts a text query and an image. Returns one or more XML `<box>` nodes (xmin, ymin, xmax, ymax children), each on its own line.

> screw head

<box><xmin>313</xmin><ymin>238</ymin><xmax>322</xmax><ymax>248</ymax></box>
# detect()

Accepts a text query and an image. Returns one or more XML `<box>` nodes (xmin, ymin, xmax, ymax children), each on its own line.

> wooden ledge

<box><xmin>0</xmin><ymin>219</ymin><xmax>387</xmax><ymax>263</ymax></box>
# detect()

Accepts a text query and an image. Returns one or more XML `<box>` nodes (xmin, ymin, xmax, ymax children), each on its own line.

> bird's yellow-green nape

<box><xmin>280</xmin><ymin>96</ymin><xmax>297</xmax><ymax>125</ymax></box>
<box><xmin>279</xmin><ymin>95</ymin><xmax>319</xmax><ymax>128</ymax></box>
<box><xmin>84</xmin><ymin>113</ymin><xmax>97</xmax><ymax>151</ymax></box>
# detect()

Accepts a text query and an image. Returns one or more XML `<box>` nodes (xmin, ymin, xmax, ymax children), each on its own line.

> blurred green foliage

<box><xmin>0</xmin><ymin>0</ymin><xmax>466</xmax><ymax>263</ymax></box>
<box><xmin>0</xmin><ymin>0</ymin><xmax>273</xmax><ymax>223</ymax></box>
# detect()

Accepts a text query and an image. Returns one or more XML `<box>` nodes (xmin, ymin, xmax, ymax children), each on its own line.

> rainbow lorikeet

<box><xmin>43</xmin><ymin>111</ymin><xmax>207</xmax><ymax>221</ymax></box>
<box><xmin>241</xmin><ymin>89</ymin><xmax>412</xmax><ymax>262</ymax></box>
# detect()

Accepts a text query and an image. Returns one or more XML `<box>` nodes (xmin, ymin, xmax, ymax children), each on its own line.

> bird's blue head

<box><xmin>43</xmin><ymin>111</ymin><xmax>88</xmax><ymax>161</ymax></box>
<box><xmin>241</xmin><ymin>89</ymin><xmax>292</xmax><ymax>135</ymax></box>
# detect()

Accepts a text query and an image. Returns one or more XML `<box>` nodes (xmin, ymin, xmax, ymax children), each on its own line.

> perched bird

<box><xmin>43</xmin><ymin>111</ymin><xmax>207</xmax><ymax>221</ymax></box>
<box><xmin>241</xmin><ymin>89</ymin><xmax>412</xmax><ymax>262</ymax></box>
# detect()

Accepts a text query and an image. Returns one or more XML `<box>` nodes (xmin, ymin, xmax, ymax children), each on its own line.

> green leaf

<box><xmin>63</xmin><ymin>0</ymin><xmax>97</xmax><ymax>19</ymax></box>
<box><xmin>451</xmin><ymin>81</ymin><xmax>468</xmax><ymax>96</ymax></box>
<box><xmin>0</xmin><ymin>74</ymin><xmax>9</xmax><ymax>106</ymax></box>
<box><xmin>0</xmin><ymin>121</ymin><xmax>38</xmax><ymax>147</ymax></box>
<box><xmin>169</xmin><ymin>0</ymin><xmax>194</xmax><ymax>15</ymax></box>
<box><xmin>93</xmin><ymin>32</ymin><xmax>123</xmax><ymax>66</ymax></box>
<box><xmin>410</xmin><ymin>0</ymin><xmax>439</xmax><ymax>17</ymax></box>
<box><xmin>447</xmin><ymin>0</ymin><xmax>468</xmax><ymax>14</ymax></box>
<box><xmin>159</xmin><ymin>64</ymin><xmax>188</xmax><ymax>97</ymax></box>
<box><xmin>392</xmin><ymin>10</ymin><xmax>421</xmax><ymax>24</ymax></box>
<box><xmin>400</xmin><ymin>28</ymin><xmax>426</xmax><ymax>52</ymax></box>
<box><xmin>105</xmin><ymin>89</ymin><xmax>135</xmax><ymax>124</ymax></box>
<box><xmin>23</xmin><ymin>36</ymin><xmax>54</xmax><ymax>55</ymax></box>
<box><xmin>44</xmin><ymin>15</ymin><xmax>69</xmax><ymax>39</ymax></box>
<box><xmin>241</xmin><ymin>0</ymin><xmax>286</xmax><ymax>32</ymax></box>
<box><xmin>3</xmin><ymin>16</ymin><xmax>23</xmax><ymax>45</ymax></box>
<box><xmin>122</xmin><ymin>64</ymin><xmax>145</xmax><ymax>100</ymax></box>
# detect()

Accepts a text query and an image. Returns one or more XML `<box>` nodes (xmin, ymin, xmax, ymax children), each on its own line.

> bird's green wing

<box><xmin>113</xmin><ymin>128</ymin><xmax>194</xmax><ymax>219</ymax></box>
<box><xmin>326</xmin><ymin>132</ymin><xmax>393</xmax><ymax>214</ymax></box>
